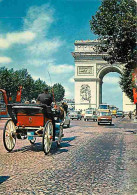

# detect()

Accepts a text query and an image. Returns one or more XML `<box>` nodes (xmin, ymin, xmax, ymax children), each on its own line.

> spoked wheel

<box><xmin>42</xmin><ymin>121</ymin><xmax>53</xmax><ymax>155</ymax></box>
<box><xmin>3</xmin><ymin>119</ymin><xmax>16</xmax><ymax>152</ymax></box>
<box><xmin>57</xmin><ymin>125</ymin><xmax>63</xmax><ymax>147</ymax></box>
<box><xmin>30</xmin><ymin>137</ymin><xmax>36</xmax><ymax>144</ymax></box>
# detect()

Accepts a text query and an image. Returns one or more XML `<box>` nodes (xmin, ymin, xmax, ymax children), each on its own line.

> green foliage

<box><xmin>0</xmin><ymin>67</ymin><xmax>65</xmax><ymax>103</ymax></box>
<box><xmin>51</xmin><ymin>83</ymin><xmax>65</xmax><ymax>102</ymax></box>
<box><xmin>90</xmin><ymin>0</ymin><xmax>137</xmax><ymax>100</ymax></box>
<box><xmin>31</xmin><ymin>79</ymin><xmax>48</xmax><ymax>100</ymax></box>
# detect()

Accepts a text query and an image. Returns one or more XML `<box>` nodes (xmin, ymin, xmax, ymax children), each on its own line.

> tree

<box><xmin>0</xmin><ymin>68</ymin><xmax>35</xmax><ymax>101</ymax></box>
<box><xmin>32</xmin><ymin>79</ymin><xmax>48</xmax><ymax>100</ymax></box>
<box><xmin>90</xmin><ymin>0</ymin><xmax>137</xmax><ymax>101</ymax></box>
<box><xmin>13</xmin><ymin>69</ymin><xmax>35</xmax><ymax>101</ymax></box>
<box><xmin>0</xmin><ymin>67</ymin><xmax>65</xmax><ymax>102</ymax></box>
<box><xmin>0</xmin><ymin>67</ymin><xmax>15</xmax><ymax>99</ymax></box>
<box><xmin>51</xmin><ymin>83</ymin><xmax>65</xmax><ymax>102</ymax></box>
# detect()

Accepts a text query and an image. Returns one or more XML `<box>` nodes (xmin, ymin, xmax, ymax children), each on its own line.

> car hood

<box><xmin>98</xmin><ymin>116</ymin><xmax>112</xmax><ymax>119</ymax></box>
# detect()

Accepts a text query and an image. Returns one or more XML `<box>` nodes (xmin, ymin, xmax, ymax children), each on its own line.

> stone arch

<box><xmin>97</xmin><ymin>65</ymin><xmax>122</xmax><ymax>79</ymax></box>
<box><xmin>97</xmin><ymin>65</ymin><xmax>122</xmax><ymax>105</ymax></box>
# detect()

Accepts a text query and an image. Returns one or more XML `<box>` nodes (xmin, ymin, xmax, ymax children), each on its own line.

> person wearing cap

<box><xmin>37</xmin><ymin>87</ymin><xmax>53</xmax><ymax>106</ymax></box>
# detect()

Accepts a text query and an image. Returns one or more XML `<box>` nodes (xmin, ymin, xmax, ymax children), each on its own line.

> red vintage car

<box><xmin>3</xmin><ymin>103</ymin><xmax>64</xmax><ymax>154</ymax></box>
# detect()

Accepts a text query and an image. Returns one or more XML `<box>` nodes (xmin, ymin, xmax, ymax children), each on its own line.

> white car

<box><xmin>84</xmin><ymin>110</ymin><xmax>98</xmax><ymax>121</ymax></box>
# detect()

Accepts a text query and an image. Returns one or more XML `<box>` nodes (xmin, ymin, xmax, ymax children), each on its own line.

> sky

<box><xmin>0</xmin><ymin>0</ymin><xmax>123</xmax><ymax>110</ymax></box>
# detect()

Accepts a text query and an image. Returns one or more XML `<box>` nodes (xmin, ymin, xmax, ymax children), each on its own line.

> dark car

<box><xmin>116</xmin><ymin>111</ymin><xmax>124</xmax><ymax>118</ymax></box>
<box><xmin>69</xmin><ymin>111</ymin><xmax>82</xmax><ymax>120</ymax></box>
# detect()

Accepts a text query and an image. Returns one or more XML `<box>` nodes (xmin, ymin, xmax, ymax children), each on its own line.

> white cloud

<box><xmin>0</xmin><ymin>31</ymin><xmax>35</xmax><ymax>49</ymax></box>
<box><xmin>24</xmin><ymin>4</ymin><xmax>54</xmax><ymax>35</ymax></box>
<box><xmin>7</xmin><ymin>31</ymin><xmax>35</xmax><ymax>44</ymax></box>
<box><xmin>27</xmin><ymin>39</ymin><xmax>62</xmax><ymax>56</ymax></box>
<box><xmin>0</xmin><ymin>38</ymin><xmax>9</xmax><ymax>49</ymax></box>
<box><xmin>69</xmin><ymin>76</ymin><xmax>74</xmax><ymax>83</ymax></box>
<box><xmin>103</xmin><ymin>76</ymin><xmax>120</xmax><ymax>84</ymax></box>
<box><xmin>0</xmin><ymin>56</ymin><xmax>12</xmax><ymax>63</ymax></box>
<box><xmin>49</xmin><ymin>64</ymin><xmax>75</xmax><ymax>74</ymax></box>
<box><xmin>23</xmin><ymin>4</ymin><xmax>63</xmax><ymax>65</ymax></box>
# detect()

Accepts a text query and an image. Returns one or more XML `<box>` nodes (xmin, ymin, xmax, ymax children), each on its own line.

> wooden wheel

<box><xmin>42</xmin><ymin>121</ymin><xmax>53</xmax><ymax>154</ymax></box>
<box><xmin>3</xmin><ymin>119</ymin><xmax>16</xmax><ymax>152</ymax></box>
<box><xmin>57</xmin><ymin>125</ymin><xmax>63</xmax><ymax>147</ymax></box>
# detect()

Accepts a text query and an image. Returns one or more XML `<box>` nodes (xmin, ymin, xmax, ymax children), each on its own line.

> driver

<box><xmin>37</xmin><ymin>87</ymin><xmax>53</xmax><ymax>106</ymax></box>
<box><xmin>37</xmin><ymin>88</ymin><xmax>55</xmax><ymax>140</ymax></box>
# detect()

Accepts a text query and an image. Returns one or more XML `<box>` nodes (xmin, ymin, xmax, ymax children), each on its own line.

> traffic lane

<box><xmin>0</xmin><ymin>119</ymin><xmax>137</xmax><ymax>194</ymax></box>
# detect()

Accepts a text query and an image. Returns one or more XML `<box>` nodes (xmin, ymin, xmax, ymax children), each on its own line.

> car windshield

<box><xmin>110</xmin><ymin>107</ymin><xmax>116</xmax><ymax>110</ymax></box>
<box><xmin>70</xmin><ymin>111</ymin><xmax>77</xmax><ymax>114</ymax></box>
<box><xmin>86</xmin><ymin>110</ymin><xmax>92</xmax><ymax>114</ymax></box>
<box><xmin>99</xmin><ymin>105</ymin><xmax>109</xmax><ymax>109</ymax></box>
<box><xmin>99</xmin><ymin>112</ymin><xmax>111</xmax><ymax>116</ymax></box>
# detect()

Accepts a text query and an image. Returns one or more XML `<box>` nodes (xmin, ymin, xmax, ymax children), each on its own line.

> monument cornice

<box><xmin>72</xmin><ymin>52</ymin><xmax>107</xmax><ymax>61</ymax></box>
<box><xmin>74</xmin><ymin>78</ymin><xmax>101</xmax><ymax>82</ymax></box>
<box><xmin>72</xmin><ymin>52</ymin><xmax>106</xmax><ymax>56</ymax></box>
<box><xmin>74</xmin><ymin>40</ymin><xmax>98</xmax><ymax>46</ymax></box>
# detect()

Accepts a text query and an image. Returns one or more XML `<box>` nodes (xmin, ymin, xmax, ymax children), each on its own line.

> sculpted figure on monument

<box><xmin>80</xmin><ymin>84</ymin><xmax>91</xmax><ymax>102</ymax></box>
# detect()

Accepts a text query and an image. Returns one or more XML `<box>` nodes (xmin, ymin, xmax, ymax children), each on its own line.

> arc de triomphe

<box><xmin>72</xmin><ymin>40</ymin><xmax>135</xmax><ymax>111</ymax></box>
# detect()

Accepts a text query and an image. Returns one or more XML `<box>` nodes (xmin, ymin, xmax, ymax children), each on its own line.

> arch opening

<box><xmin>100</xmin><ymin>72</ymin><xmax>123</xmax><ymax>110</ymax></box>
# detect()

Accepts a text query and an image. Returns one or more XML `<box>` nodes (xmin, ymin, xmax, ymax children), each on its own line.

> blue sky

<box><xmin>0</xmin><ymin>0</ymin><xmax>123</xmax><ymax>109</ymax></box>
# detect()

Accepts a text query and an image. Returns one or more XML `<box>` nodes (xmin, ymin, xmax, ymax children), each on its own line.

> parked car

<box><xmin>84</xmin><ymin>110</ymin><xmax>97</xmax><ymax>121</ymax></box>
<box><xmin>116</xmin><ymin>111</ymin><xmax>124</xmax><ymax>118</ymax></box>
<box><xmin>63</xmin><ymin>114</ymin><xmax>71</xmax><ymax>128</ymax></box>
<box><xmin>97</xmin><ymin>111</ymin><xmax>112</xmax><ymax>125</ymax></box>
<box><xmin>69</xmin><ymin>111</ymin><xmax>82</xmax><ymax>120</ymax></box>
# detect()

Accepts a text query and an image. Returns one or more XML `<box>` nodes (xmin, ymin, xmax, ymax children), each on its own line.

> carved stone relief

<box><xmin>80</xmin><ymin>84</ymin><xmax>91</xmax><ymax>102</ymax></box>
<box><xmin>78</xmin><ymin>66</ymin><xmax>94</xmax><ymax>75</ymax></box>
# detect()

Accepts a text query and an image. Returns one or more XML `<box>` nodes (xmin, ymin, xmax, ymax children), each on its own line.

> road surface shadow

<box><xmin>11</xmin><ymin>136</ymin><xmax>77</xmax><ymax>154</ymax></box>
<box><xmin>125</xmin><ymin>130</ymin><xmax>137</xmax><ymax>134</ymax></box>
<box><xmin>11</xmin><ymin>142</ymin><xmax>43</xmax><ymax>153</ymax></box>
<box><xmin>99</xmin><ymin>123</ymin><xmax>115</xmax><ymax>127</ymax></box>
<box><xmin>50</xmin><ymin>136</ymin><xmax>77</xmax><ymax>155</ymax></box>
<box><xmin>0</xmin><ymin>176</ymin><xmax>10</xmax><ymax>184</ymax></box>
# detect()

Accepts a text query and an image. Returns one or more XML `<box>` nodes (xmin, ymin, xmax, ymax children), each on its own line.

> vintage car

<box><xmin>69</xmin><ymin>111</ymin><xmax>82</xmax><ymax>120</ymax></box>
<box><xmin>116</xmin><ymin>111</ymin><xmax>124</xmax><ymax>118</ymax></box>
<box><xmin>97</xmin><ymin>111</ymin><xmax>112</xmax><ymax>125</ymax></box>
<box><xmin>84</xmin><ymin>109</ymin><xmax>97</xmax><ymax>121</ymax></box>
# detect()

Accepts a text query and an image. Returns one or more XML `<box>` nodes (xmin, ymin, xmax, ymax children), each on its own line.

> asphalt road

<box><xmin>0</xmin><ymin>117</ymin><xmax>137</xmax><ymax>195</ymax></box>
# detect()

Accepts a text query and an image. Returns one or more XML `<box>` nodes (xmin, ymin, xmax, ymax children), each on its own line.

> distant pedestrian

<box><xmin>128</xmin><ymin>111</ymin><xmax>132</xmax><ymax>119</ymax></box>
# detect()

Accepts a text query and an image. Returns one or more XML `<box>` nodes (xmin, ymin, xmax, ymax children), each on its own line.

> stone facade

<box><xmin>72</xmin><ymin>40</ymin><xmax>135</xmax><ymax>111</ymax></box>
